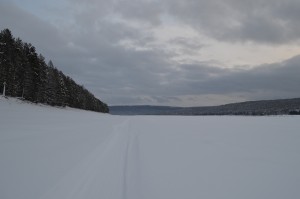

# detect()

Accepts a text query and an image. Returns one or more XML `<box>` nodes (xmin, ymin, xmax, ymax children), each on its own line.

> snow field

<box><xmin>1</xmin><ymin>97</ymin><xmax>300</xmax><ymax>199</ymax></box>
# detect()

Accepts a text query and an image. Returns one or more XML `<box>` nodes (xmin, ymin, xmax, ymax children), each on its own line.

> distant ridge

<box><xmin>110</xmin><ymin>98</ymin><xmax>300</xmax><ymax>115</ymax></box>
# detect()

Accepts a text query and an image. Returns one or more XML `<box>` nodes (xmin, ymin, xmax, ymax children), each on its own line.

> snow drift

<box><xmin>1</xmin><ymin>97</ymin><xmax>300</xmax><ymax>199</ymax></box>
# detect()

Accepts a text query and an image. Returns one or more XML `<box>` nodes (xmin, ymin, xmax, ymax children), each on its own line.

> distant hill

<box><xmin>0</xmin><ymin>29</ymin><xmax>108</xmax><ymax>113</ymax></box>
<box><xmin>110</xmin><ymin>98</ymin><xmax>300</xmax><ymax>115</ymax></box>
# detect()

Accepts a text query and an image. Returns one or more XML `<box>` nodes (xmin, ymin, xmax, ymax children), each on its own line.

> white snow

<box><xmin>1</xmin><ymin>97</ymin><xmax>300</xmax><ymax>199</ymax></box>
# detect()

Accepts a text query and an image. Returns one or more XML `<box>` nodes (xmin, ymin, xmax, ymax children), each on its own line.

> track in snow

<box><xmin>41</xmin><ymin>118</ymin><xmax>142</xmax><ymax>199</ymax></box>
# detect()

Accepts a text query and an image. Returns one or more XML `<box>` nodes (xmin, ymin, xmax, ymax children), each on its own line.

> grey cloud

<box><xmin>104</xmin><ymin>55</ymin><xmax>300</xmax><ymax>105</ymax></box>
<box><xmin>166</xmin><ymin>0</ymin><xmax>300</xmax><ymax>44</ymax></box>
<box><xmin>2</xmin><ymin>1</ymin><xmax>300</xmax><ymax>106</ymax></box>
<box><xmin>68</xmin><ymin>0</ymin><xmax>300</xmax><ymax>44</ymax></box>
<box><xmin>168</xmin><ymin>37</ymin><xmax>205</xmax><ymax>55</ymax></box>
<box><xmin>175</xmin><ymin>55</ymin><xmax>300</xmax><ymax>97</ymax></box>
<box><xmin>69</xmin><ymin>0</ymin><xmax>163</xmax><ymax>26</ymax></box>
<box><xmin>114</xmin><ymin>0</ymin><xmax>164</xmax><ymax>26</ymax></box>
<box><xmin>51</xmin><ymin>0</ymin><xmax>300</xmax><ymax>105</ymax></box>
<box><xmin>0</xmin><ymin>2</ymin><xmax>65</xmax><ymax>52</ymax></box>
<box><xmin>106</xmin><ymin>55</ymin><xmax>300</xmax><ymax>105</ymax></box>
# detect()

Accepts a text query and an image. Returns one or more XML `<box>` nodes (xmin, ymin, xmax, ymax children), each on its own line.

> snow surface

<box><xmin>1</xmin><ymin>97</ymin><xmax>300</xmax><ymax>199</ymax></box>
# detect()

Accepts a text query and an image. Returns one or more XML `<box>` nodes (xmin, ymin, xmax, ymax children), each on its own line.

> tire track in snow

<box><xmin>41</xmin><ymin>118</ymin><xmax>142</xmax><ymax>199</ymax></box>
<box><xmin>122</xmin><ymin>119</ymin><xmax>142</xmax><ymax>199</ymax></box>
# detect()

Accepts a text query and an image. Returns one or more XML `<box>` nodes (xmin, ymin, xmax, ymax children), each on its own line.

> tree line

<box><xmin>0</xmin><ymin>29</ymin><xmax>109</xmax><ymax>113</ymax></box>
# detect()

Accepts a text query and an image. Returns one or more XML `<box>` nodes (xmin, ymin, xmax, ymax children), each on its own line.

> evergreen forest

<box><xmin>0</xmin><ymin>29</ymin><xmax>109</xmax><ymax>113</ymax></box>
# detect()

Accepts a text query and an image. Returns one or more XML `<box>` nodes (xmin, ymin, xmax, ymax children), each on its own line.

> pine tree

<box><xmin>22</xmin><ymin>43</ymin><xmax>35</xmax><ymax>101</ymax></box>
<box><xmin>36</xmin><ymin>54</ymin><xmax>48</xmax><ymax>103</ymax></box>
<box><xmin>0</xmin><ymin>29</ymin><xmax>15</xmax><ymax>96</ymax></box>
<box><xmin>13</xmin><ymin>38</ymin><xmax>26</xmax><ymax>97</ymax></box>
<box><xmin>44</xmin><ymin>60</ymin><xmax>59</xmax><ymax>105</ymax></box>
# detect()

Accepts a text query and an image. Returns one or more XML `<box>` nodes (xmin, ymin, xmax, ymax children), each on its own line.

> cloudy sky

<box><xmin>1</xmin><ymin>0</ymin><xmax>300</xmax><ymax>106</ymax></box>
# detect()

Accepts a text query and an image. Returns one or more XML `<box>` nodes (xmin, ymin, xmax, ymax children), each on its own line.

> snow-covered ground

<box><xmin>1</xmin><ymin>97</ymin><xmax>300</xmax><ymax>199</ymax></box>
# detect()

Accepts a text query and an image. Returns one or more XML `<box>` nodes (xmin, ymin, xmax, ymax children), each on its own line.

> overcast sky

<box><xmin>1</xmin><ymin>0</ymin><xmax>300</xmax><ymax>106</ymax></box>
